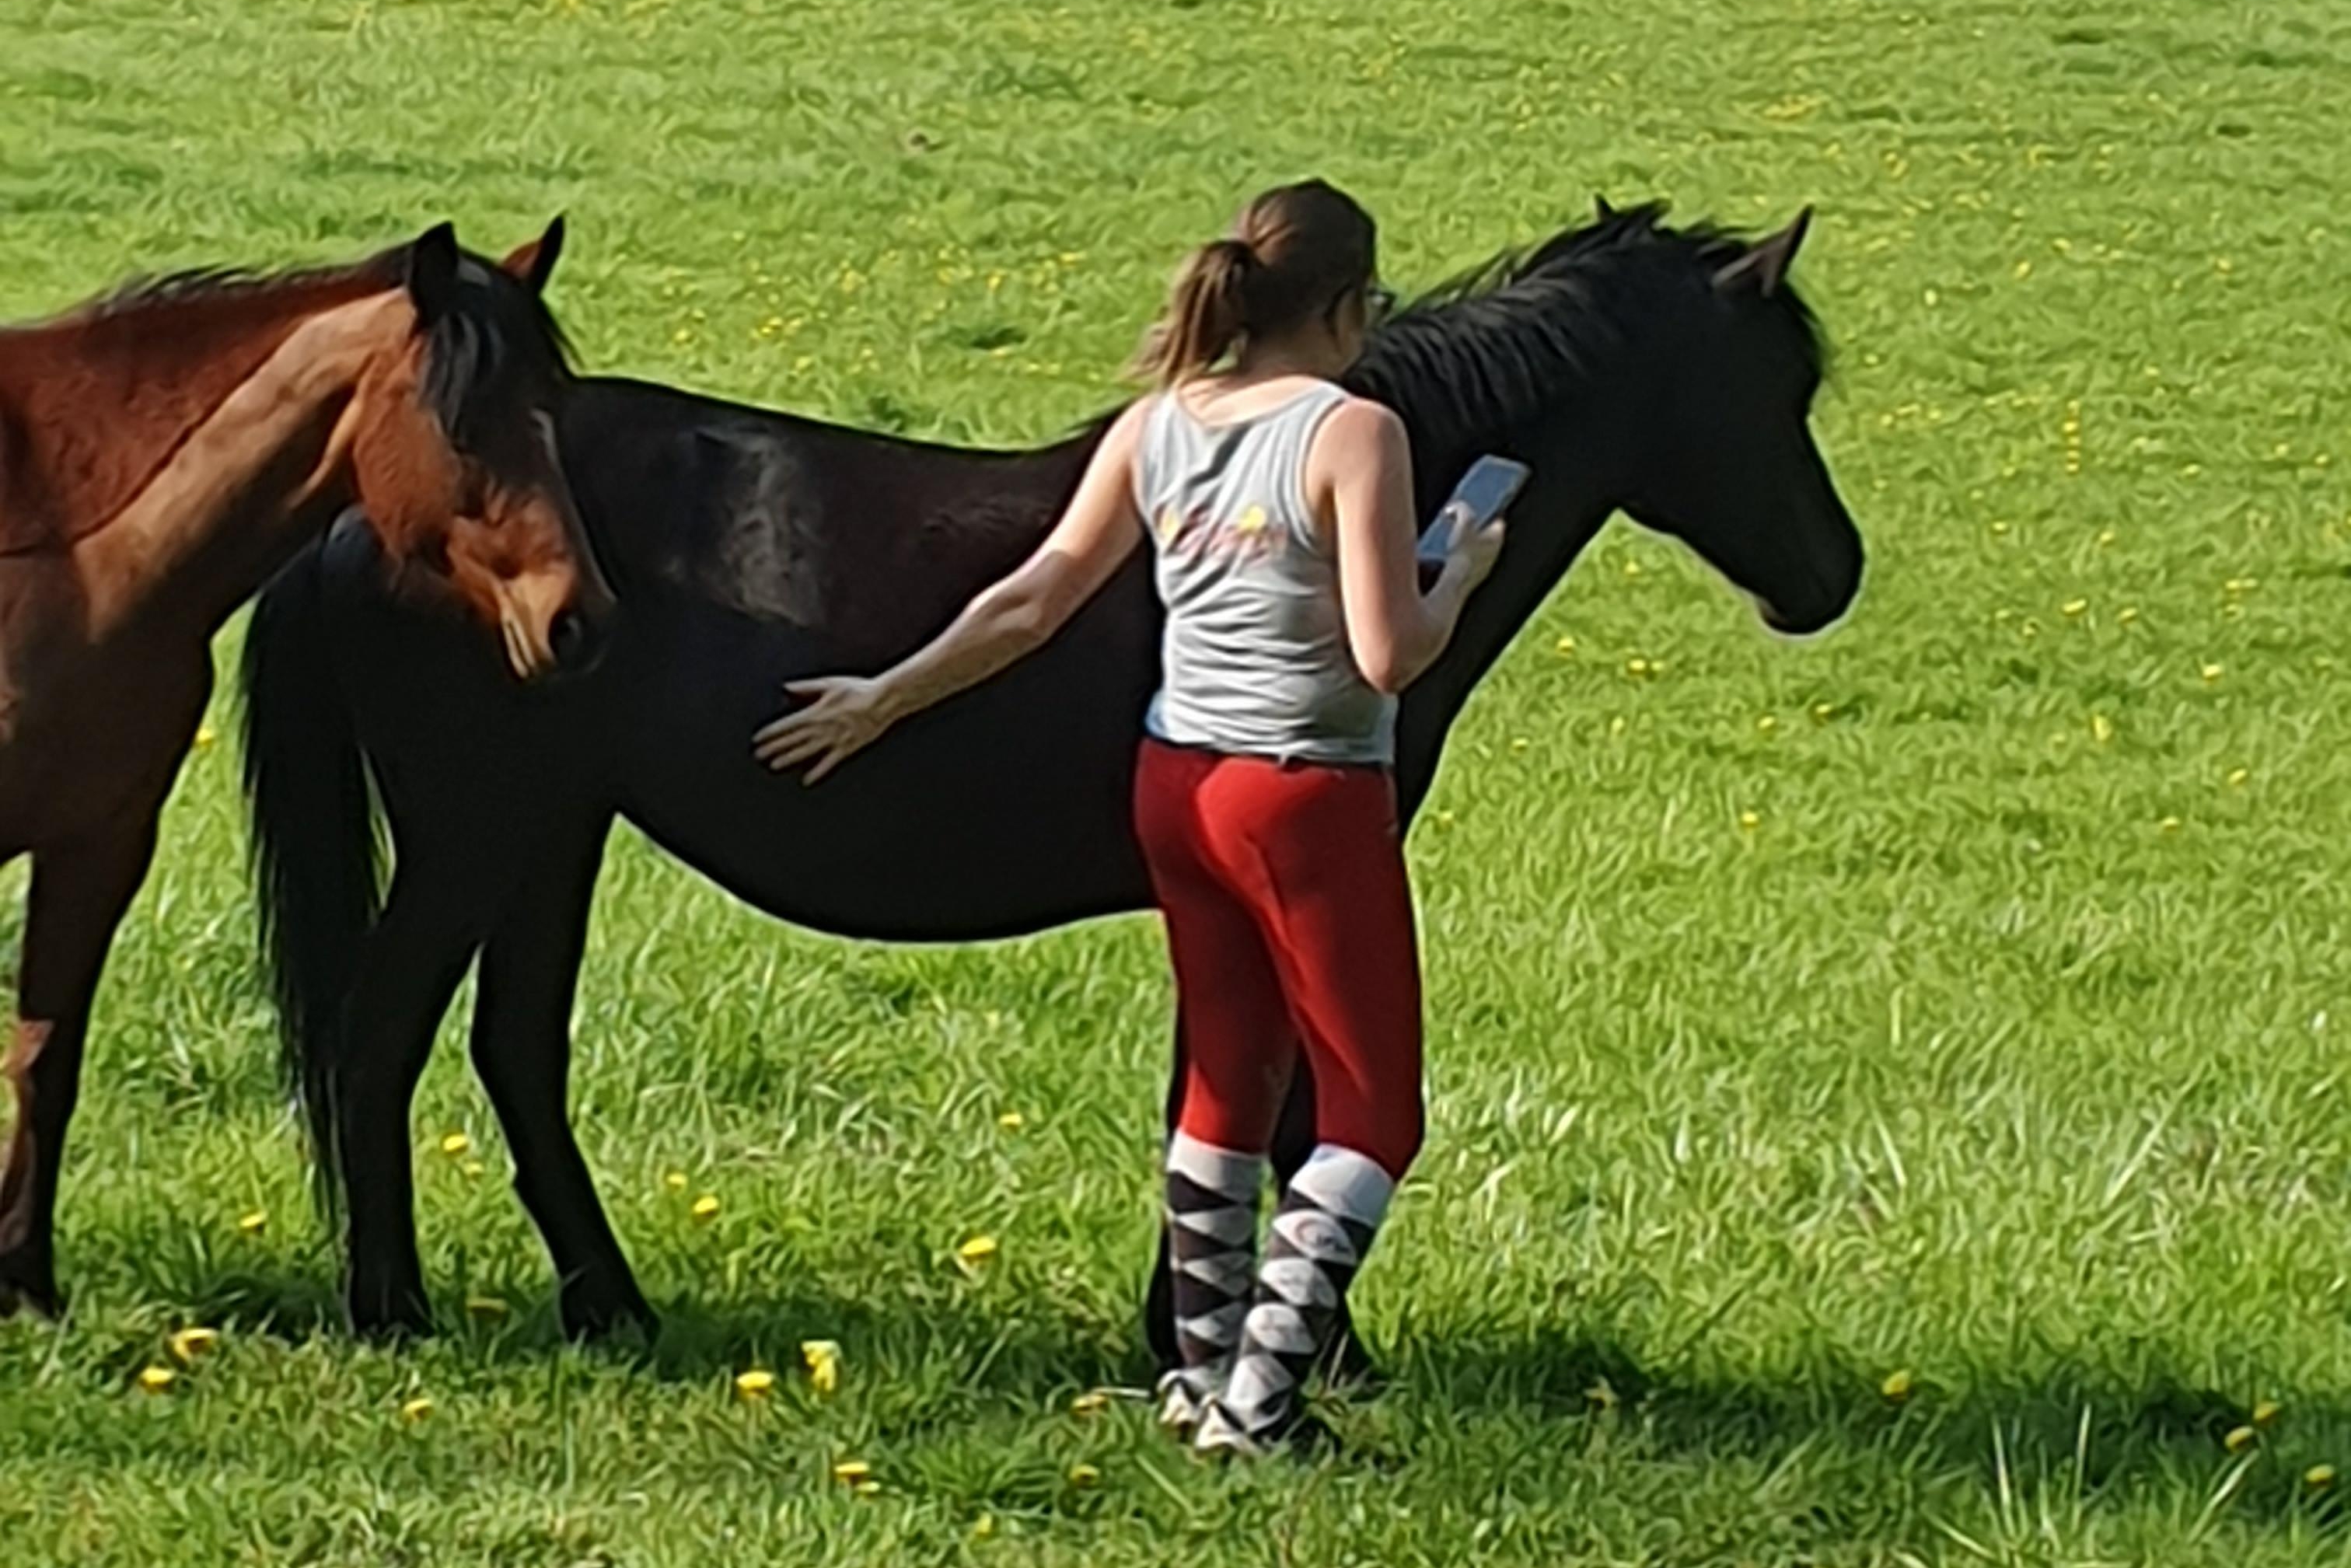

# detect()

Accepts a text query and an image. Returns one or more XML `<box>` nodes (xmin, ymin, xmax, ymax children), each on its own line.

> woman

<box><xmin>753</xmin><ymin>179</ymin><xmax>1506</xmax><ymax>1454</ymax></box>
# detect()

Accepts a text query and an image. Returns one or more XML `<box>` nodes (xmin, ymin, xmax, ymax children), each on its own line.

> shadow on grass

<box><xmin>1404</xmin><ymin>1324</ymin><xmax>2351</xmax><ymax>1536</ymax></box>
<box><xmin>146</xmin><ymin>1262</ymin><xmax>2351</xmax><ymax>1534</ymax></box>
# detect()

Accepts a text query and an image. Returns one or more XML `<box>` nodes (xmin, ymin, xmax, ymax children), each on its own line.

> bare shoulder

<box><xmin>1315</xmin><ymin>395</ymin><xmax>1408</xmax><ymax>471</ymax></box>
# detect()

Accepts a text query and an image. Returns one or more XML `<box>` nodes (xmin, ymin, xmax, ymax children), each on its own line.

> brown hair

<box><xmin>1131</xmin><ymin>179</ymin><xmax>1378</xmax><ymax>386</ymax></box>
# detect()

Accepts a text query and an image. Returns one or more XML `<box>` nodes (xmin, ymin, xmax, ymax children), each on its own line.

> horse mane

<box><xmin>75</xmin><ymin>244</ymin><xmax>576</xmax><ymax>448</ymax></box>
<box><xmin>1346</xmin><ymin>202</ymin><xmax>1825</xmax><ymax>460</ymax></box>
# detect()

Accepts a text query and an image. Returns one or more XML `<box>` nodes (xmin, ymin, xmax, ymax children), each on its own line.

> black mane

<box><xmin>1347</xmin><ymin>203</ymin><xmax>1824</xmax><ymax>462</ymax></box>
<box><xmin>81</xmin><ymin>243</ymin><xmax>575</xmax><ymax>458</ymax></box>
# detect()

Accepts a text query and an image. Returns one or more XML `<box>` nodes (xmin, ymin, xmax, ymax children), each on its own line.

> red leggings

<box><xmin>1133</xmin><ymin>738</ymin><xmax>1425</xmax><ymax>1179</ymax></box>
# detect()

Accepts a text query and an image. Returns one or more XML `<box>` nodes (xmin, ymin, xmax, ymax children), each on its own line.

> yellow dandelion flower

<box><xmin>2097</xmin><ymin>528</ymin><xmax>2115</xmax><ymax>547</ymax></box>
<box><xmin>2225</xmin><ymin>1424</ymin><xmax>2257</xmax><ymax>1453</ymax></box>
<box><xmin>663</xmin><ymin>1171</ymin><xmax>687</xmax><ymax>1192</ymax></box>
<box><xmin>2117</xmin><ymin>606</ymin><xmax>2140</xmax><ymax>624</ymax></box>
<box><xmin>2061</xmin><ymin>598</ymin><xmax>2088</xmax><ymax>617</ymax></box>
<box><xmin>833</xmin><ymin>1459</ymin><xmax>873</xmax><ymax>1485</ymax></box>
<box><xmin>168</xmin><ymin>1327</ymin><xmax>220</xmax><ymax>1364</ymax></box>
<box><xmin>1811</xmin><ymin>702</ymin><xmax>1834</xmax><ymax>721</ymax></box>
<box><xmin>1553</xmin><ymin>635</ymin><xmax>1576</xmax><ymax>655</ymax></box>
<box><xmin>461</xmin><ymin>1160</ymin><xmax>485</xmax><ymax>1179</ymax></box>
<box><xmin>1067</xmin><ymin>1462</ymin><xmax>1102</xmax><ymax>1487</ymax></box>
<box><xmin>137</xmin><ymin>1365</ymin><xmax>177</xmax><ymax>1394</ymax></box>
<box><xmin>1624</xmin><ymin>656</ymin><xmax>1651</xmax><ymax>678</ymax></box>
<box><xmin>1738</xmin><ymin>810</ymin><xmax>1761</xmax><ymax>832</ymax></box>
<box><xmin>973</xmin><ymin>1513</ymin><xmax>997</xmax><ymax>1538</ymax></box>
<box><xmin>465</xmin><ymin>1296</ymin><xmax>508</xmax><ymax>1321</ymax></box>
<box><xmin>439</xmin><ymin>1132</ymin><xmax>471</xmax><ymax>1158</ymax></box>
<box><xmin>691</xmin><ymin>1194</ymin><xmax>721</xmax><ymax>1223</ymax></box>
<box><xmin>854</xmin><ymin>1479</ymin><xmax>881</xmax><ymax>1496</ymax></box>
<box><xmin>2091</xmin><ymin>714</ymin><xmax>2114</xmax><ymax>744</ymax></box>
<box><xmin>400</xmin><ymin>1395</ymin><xmax>435</xmax><ymax>1423</ymax></box>
<box><xmin>1606</xmin><ymin>717</ymin><xmax>1626</xmax><ymax>738</ymax></box>
<box><xmin>997</xmin><ymin>1111</ymin><xmax>1025</xmax><ymax>1131</ymax></box>
<box><xmin>1989</xmin><ymin>519</ymin><xmax>2011</xmax><ymax>536</ymax></box>
<box><xmin>735</xmin><ymin>1368</ymin><xmax>777</xmax><ymax>1401</ymax></box>
<box><xmin>1510</xmin><ymin>738</ymin><xmax>1529</xmax><ymax>754</ymax></box>
<box><xmin>2253</xmin><ymin>1399</ymin><xmax>2282</xmax><ymax>1427</ymax></box>
<box><xmin>802</xmin><ymin>1339</ymin><xmax>842</xmax><ymax>1395</ymax></box>
<box><xmin>1881</xmin><ymin>1368</ymin><xmax>1914</xmax><ymax>1403</ymax></box>
<box><xmin>236</xmin><ymin>1210</ymin><xmax>267</xmax><ymax>1236</ymax></box>
<box><xmin>2013</xmin><ymin>260</ymin><xmax>2032</xmax><ymax>280</ymax></box>
<box><xmin>1622</xmin><ymin>560</ymin><xmax>1643</xmax><ymax>578</ymax></box>
<box><xmin>957</xmin><ymin>1234</ymin><xmax>1000</xmax><ymax>1263</ymax></box>
<box><xmin>1756</xmin><ymin>714</ymin><xmax>1778</xmax><ymax>734</ymax></box>
<box><xmin>1071</xmin><ymin>1388</ymin><xmax>1111</xmax><ymax>1416</ymax></box>
<box><xmin>194</xmin><ymin>725</ymin><xmax>218</xmax><ymax>749</ymax></box>
<box><xmin>2227</xmin><ymin>767</ymin><xmax>2250</xmax><ymax>787</ymax></box>
<box><xmin>2307</xmin><ymin>1464</ymin><xmax>2336</xmax><ymax>1490</ymax></box>
<box><xmin>2158</xmin><ymin>815</ymin><xmax>2182</xmax><ymax>833</ymax></box>
<box><xmin>2199</xmin><ymin>662</ymin><xmax>2223</xmax><ymax>683</ymax></box>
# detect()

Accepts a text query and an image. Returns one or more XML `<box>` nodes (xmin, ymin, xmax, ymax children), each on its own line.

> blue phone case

<box><xmin>1418</xmin><ymin>456</ymin><xmax>1530</xmax><ymax>561</ymax></box>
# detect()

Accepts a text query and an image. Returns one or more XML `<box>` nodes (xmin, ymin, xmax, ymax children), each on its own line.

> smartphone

<box><xmin>1417</xmin><ymin>455</ymin><xmax>1530</xmax><ymax>564</ymax></box>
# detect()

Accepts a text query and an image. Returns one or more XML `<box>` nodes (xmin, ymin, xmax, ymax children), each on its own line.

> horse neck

<box><xmin>25</xmin><ymin>276</ymin><xmax>393</xmax><ymax>636</ymax></box>
<box><xmin>1392</xmin><ymin>410</ymin><xmax>1632</xmax><ymax>819</ymax></box>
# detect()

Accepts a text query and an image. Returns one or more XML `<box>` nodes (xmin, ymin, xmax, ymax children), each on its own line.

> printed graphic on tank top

<box><xmin>1132</xmin><ymin>382</ymin><xmax>1398</xmax><ymax>767</ymax></box>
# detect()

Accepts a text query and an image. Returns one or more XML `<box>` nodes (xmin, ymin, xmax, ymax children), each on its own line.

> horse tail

<box><xmin>239</xmin><ymin>540</ymin><xmax>378</xmax><ymax>1221</ymax></box>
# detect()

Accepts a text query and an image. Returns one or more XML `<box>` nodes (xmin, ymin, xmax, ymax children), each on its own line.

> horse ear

<box><xmin>501</xmin><ymin>215</ymin><xmax>566</xmax><ymax>295</ymax></box>
<box><xmin>405</xmin><ymin>221</ymin><xmax>461</xmax><ymax>325</ymax></box>
<box><xmin>1713</xmin><ymin>207</ymin><xmax>1813</xmax><ymax>298</ymax></box>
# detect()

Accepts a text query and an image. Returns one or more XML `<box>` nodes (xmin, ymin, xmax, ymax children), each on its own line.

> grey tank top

<box><xmin>1134</xmin><ymin>381</ymin><xmax>1396</xmax><ymax>766</ymax></box>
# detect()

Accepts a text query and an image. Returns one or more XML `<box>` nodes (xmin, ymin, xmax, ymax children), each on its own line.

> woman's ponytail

<box><xmin>1129</xmin><ymin>181</ymin><xmax>1378</xmax><ymax>388</ymax></box>
<box><xmin>1133</xmin><ymin>237</ymin><xmax>1257</xmax><ymax>386</ymax></box>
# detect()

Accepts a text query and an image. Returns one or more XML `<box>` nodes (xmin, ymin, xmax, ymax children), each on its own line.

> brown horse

<box><xmin>0</xmin><ymin>220</ymin><xmax>613</xmax><ymax>1315</ymax></box>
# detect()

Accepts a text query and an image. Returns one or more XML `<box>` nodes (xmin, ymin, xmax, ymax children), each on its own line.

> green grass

<box><xmin>7</xmin><ymin>0</ymin><xmax>2351</xmax><ymax>1560</ymax></box>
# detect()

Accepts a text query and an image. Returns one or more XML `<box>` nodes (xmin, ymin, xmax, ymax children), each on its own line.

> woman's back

<box><xmin>1134</xmin><ymin>379</ymin><xmax>1395</xmax><ymax>765</ymax></box>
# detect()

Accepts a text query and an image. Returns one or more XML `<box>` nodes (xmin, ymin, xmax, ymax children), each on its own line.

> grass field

<box><xmin>6</xmin><ymin>0</ymin><xmax>2351</xmax><ymax>1561</ymax></box>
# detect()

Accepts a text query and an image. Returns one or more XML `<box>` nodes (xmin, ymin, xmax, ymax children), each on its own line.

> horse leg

<box><xmin>467</xmin><ymin>812</ymin><xmax>651</xmax><ymax>1341</ymax></box>
<box><xmin>0</xmin><ymin>819</ymin><xmax>158</xmax><ymax>1315</ymax></box>
<box><xmin>337</xmin><ymin>859</ymin><xmax>486</xmax><ymax>1337</ymax></box>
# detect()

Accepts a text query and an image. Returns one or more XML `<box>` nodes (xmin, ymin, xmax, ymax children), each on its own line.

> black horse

<box><xmin>241</xmin><ymin>202</ymin><xmax>1863</xmax><ymax>1367</ymax></box>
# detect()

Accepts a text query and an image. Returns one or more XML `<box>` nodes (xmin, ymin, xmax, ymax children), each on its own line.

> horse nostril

<box><xmin>549</xmin><ymin>609</ymin><xmax>598</xmax><ymax>669</ymax></box>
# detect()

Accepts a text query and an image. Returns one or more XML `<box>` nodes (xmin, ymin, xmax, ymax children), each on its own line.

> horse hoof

<box><xmin>347</xmin><ymin>1286</ymin><xmax>435</xmax><ymax>1342</ymax></box>
<box><xmin>0</xmin><ymin>1256</ymin><xmax>62</xmax><ymax>1319</ymax></box>
<box><xmin>561</xmin><ymin>1285</ymin><xmax>658</xmax><ymax>1343</ymax></box>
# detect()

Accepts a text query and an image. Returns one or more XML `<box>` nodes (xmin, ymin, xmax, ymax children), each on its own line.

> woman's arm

<box><xmin>1319</xmin><ymin>400</ymin><xmax>1505</xmax><ymax>695</ymax></box>
<box><xmin>753</xmin><ymin>400</ymin><xmax>1151</xmax><ymax>781</ymax></box>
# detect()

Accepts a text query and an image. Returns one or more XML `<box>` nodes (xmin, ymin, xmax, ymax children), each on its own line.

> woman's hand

<box><xmin>1439</xmin><ymin>502</ymin><xmax>1507</xmax><ymax>590</ymax></box>
<box><xmin>752</xmin><ymin>675</ymin><xmax>896</xmax><ymax>783</ymax></box>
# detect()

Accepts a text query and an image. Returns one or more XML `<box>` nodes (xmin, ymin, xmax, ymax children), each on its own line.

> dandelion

<box><xmin>1624</xmin><ymin>656</ymin><xmax>1651</xmax><ymax>678</ymax></box>
<box><xmin>2158</xmin><ymin>815</ymin><xmax>2182</xmax><ymax>833</ymax></box>
<box><xmin>439</xmin><ymin>1131</ymin><xmax>471</xmax><ymax>1158</ymax></box>
<box><xmin>461</xmin><ymin>1160</ymin><xmax>485</xmax><ymax>1179</ymax></box>
<box><xmin>1811</xmin><ymin>702</ymin><xmax>1834</xmax><ymax>721</ymax></box>
<box><xmin>802</xmin><ymin>1339</ymin><xmax>841</xmax><ymax>1395</ymax></box>
<box><xmin>2227</xmin><ymin>767</ymin><xmax>2250</xmax><ymax>787</ymax></box>
<box><xmin>1622</xmin><ymin>560</ymin><xmax>1643</xmax><ymax>578</ymax></box>
<box><xmin>1756</xmin><ymin>714</ymin><xmax>1778</xmax><ymax>734</ymax></box>
<box><xmin>194</xmin><ymin>725</ymin><xmax>218</xmax><ymax>749</ymax></box>
<box><xmin>735</xmin><ymin>1368</ymin><xmax>777</xmax><ymax>1402</ymax></box>
<box><xmin>1881</xmin><ymin>1368</ymin><xmax>1914</xmax><ymax>1403</ymax></box>
<box><xmin>1989</xmin><ymin>519</ymin><xmax>2011</xmax><ymax>536</ymax></box>
<box><xmin>833</xmin><ymin>1458</ymin><xmax>873</xmax><ymax>1486</ymax></box>
<box><xmin>2117</xmin><ymin>606</ymin><xmax>2140</xmax><ymax>625</ymax></box>
<box><xmin>1071</xmin><ymin>1388</ymin><xmax>1112</xmax><ymax>1416</ymax></box>
<box><xmin>2097</xmin><ymin>528</ymin><xmax>2116</xmax><ymax>547</ymax></box>
<box><xmin>168</xmin><ymin>1327</ymin><xmax>220</xmax><ymax>1365</ymax></box>
<box><xmin>2062</xmin><ymin>598</ymin><xmax>2088</xmax><ymax>617</ymax></box>
<box><xmin>400</xmin><ymin>1395</ymin><xmax>435</xmax><ymax>1423</ymax></box>
<box><xmin>2308</xmin><ymin>1465</ymin><xmax>2336</xmax><ymax>1490</ymax></box>
<box><xmin>2091</xmin><ymin>714</ymin><xmax>2114</xmax><ymax>744</ymax></box>
<box><xmin>236</xmin><ymin>1210</ymin><xmax>267</xmax><ymax>1236</ymax></box>
<box><xmin>2225</xmin><ymin>1424</ymin><xmax>2257</xmax><ymax>1453</ymax></box>
<box><xmin>997</xmin><ymin>1111</ymin><xmax>1025</xmax><ymax>1131</ymax></box>
<box><xmin>1510</xmin><ymin>738</ymin><xmax>1529</xmax><ymax>754</ymax></box>
<box><xmin>691</xmin><ymin>1193</ymin><xmax>721</xmax><ymax>1223</ymax></box>
<box><xmin>2199</xmin><ymin>662</ymin><xmax>2223</xmax><ymax>683</ymax></box>
<box><xmin>1553</xmin><ymin>635</ymin><xmax>1576</xmax><ymax>655</ymax></box>
<box><xmin>1738</xmin><ymin>810</ymin><xmax>1761</xmax><ymax>833</ymax></box>
<box><xmin>973</xmin><ymin>1513</ymin><xmax>997</xmax><ymax>1538</ymax></box>
<box><xmin>1067</xmin><ymin>1462</ymin><xmax>1102</xmax><ymax>1488</ymax></box>
<box><xmin>663</xmin><ymin>1171</ymin><xmax>688</xmax><ymax>1192</ymax></box>
<box><xmin>137</xmin><ymin>1365</ymin><xmax>177</xmax><ymax>1394</ymax></box>
<box><xmin>2254</xmin><ymin>1399</ymin><xmax>2282</xmax><ymax>1427</ymax></box>
<box><xmin>957</xmin><ymin>1234</ymin><xmax>1000</xmax><ymax>1264</ymax></box>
